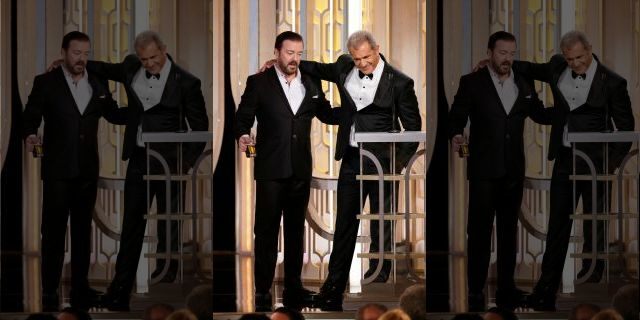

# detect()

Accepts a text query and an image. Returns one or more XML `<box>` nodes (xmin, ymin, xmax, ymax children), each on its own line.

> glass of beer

<box><xmin>245</xmin><ymin>143</ymin><xmax>256</xmax><ymax>158</ymax></box>
<box><xmin>32</xmin><ymin>143</ymin><xmax>43</xmax><ymax>158</ymax></box>
<box><xmin>458</xmin><ymin>139</ymin><xmax>469</xmax><ymax>158</ymax></box>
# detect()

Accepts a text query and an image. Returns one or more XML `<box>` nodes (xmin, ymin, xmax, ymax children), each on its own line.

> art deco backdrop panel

<box><xmin>15</xmin><ymin>0</ymin><xmax>220</xmax><ymax>311</ymax></box>
<box><xmin>231</xmin><ymin>0</ymin><xmax>428</xmax><ymax>312</ymax></box>
<box><xmin>446</xmin><ymin>0</ymin><xmax>639</xmax><ymax>311</ymax></box>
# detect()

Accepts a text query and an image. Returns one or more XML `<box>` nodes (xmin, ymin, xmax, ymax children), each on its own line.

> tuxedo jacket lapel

<box><xmin>298</xmin><ymin>74</ymin><xmax>318</xmax><ymax>115</ymax></box>
<box><xmin>372</xmin><ymin>66</ymin><xmax>392</xmax><ymax>107</ymax></box>
<box><xmin>480</xmin><ymin>68</ymin><xmax>509</xmax><ymax>116</ymax></box>
<box><xmin>160</xmin><ymin>63</ymin><xmax>179</xmax><ymax>103</ymax></box>
<box><xmin>510</xmin><ymin>73</ymin><xmax>532</xmax><ymax>116</ymax></box>
<box><xmin>586</xmin><ymin>64</ymin><xmax>606</xmax><ymax>104</ymax></box>
<box><xmin>267</xmin><ymin>67</ymin><xmax>295</xmax><ymax>115</ymax></box>
<box><xmin>54</xmin><ymin>68</ymin><xmax>83</xmax><ymax>116</ymax></box>
<box><xmin>85</xmin><ymin>74</ymin><xmax>104</xmax><ymax>115</ymax></box>
<box><xmin>337</xmin><ymin>69</ymin><xmax>358</xmax><ymax>111</ymax></box>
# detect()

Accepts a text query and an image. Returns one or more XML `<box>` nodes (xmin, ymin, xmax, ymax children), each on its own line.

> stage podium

<box><xmin>353</xmin><ymin>131</ymin><xmax>426</xmax><ymax>295</ymax></box>
<box><xmin>139</xmin><ymin>131</ymin><xmax>213</xmax><ymax>291</ymax></box>
<box><xmin>566</xmin><ymin>131</ymin><xmax>639</xmax><ymax>295</ymax></box>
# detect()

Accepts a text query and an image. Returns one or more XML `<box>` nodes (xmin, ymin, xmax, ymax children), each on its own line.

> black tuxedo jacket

<box><xmin>299</xmin><ymin>54</ymin><xmax>422</xmax><ymax>169</ymax></box>
<box><xmin>23</xmin><ymin>67</ymin><xmax>125</xmax><ymax>180</ymax></box>
<box><xmin>87</xmin><ymin>54</ymin><xmax>209</xmax><ymax>168</ymax></box>
<box><xmin>513</xmin><ymin>54</ymin><xmax>634</xmax><ymax>170</ymax></box>
<box><xmin>235</xmin><ymin>67</ymin><xmax>337</xmax><ymax>180</ymax></box>
<box><xmin>449</xmin><ymin>68</ymin><xmax>551</xmax><ymax>180</ymax></box>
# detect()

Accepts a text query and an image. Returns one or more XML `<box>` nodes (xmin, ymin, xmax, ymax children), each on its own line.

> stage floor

<box><xmin>0</xmin><ymin>311</ymin><xmax>571</xmax><ymax>320</ymax></box>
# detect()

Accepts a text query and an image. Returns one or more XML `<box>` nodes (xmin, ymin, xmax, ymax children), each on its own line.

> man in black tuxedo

<box><xmin>235</xmin><ymin>31</ymin><xmax>337</xmax><ymax>311</ymax></box>
<box><xmin>511</xmin><ymin>31</ymin><xmax>634</xmax><ymax>310</ymax></box>
<box><xmin>298</xmin><ymin>30</ymin><xmax>422</xmax><ymax>311</ymax></box>
<box><xmin>23</xmin><ymin>31</ymin><xmax>125</xmax><ymax>311</ymax></box>
<box><xmin>84</xmin><ymin>30</ymin><xmax>209</xmax><ymax>310</ymax></box>
<box><xmin>449</xmin><ymin>31</ymin><xmax>551</xmax><ymax>311</ymax></box>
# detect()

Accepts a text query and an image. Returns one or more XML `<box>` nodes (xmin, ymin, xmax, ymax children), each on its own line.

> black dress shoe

<box><xmin>317</xmin><ymin>285</ymin><xmax>343</xmax><ymax>311</ymax></box>
<box><xmin>468</xmin><ymin>292</ymin><xmax>485</xmax><ymax>312</ymax></box>
<box><xmin>101</xmin><ymin>289</ymin><xmax>130</xmax><ymax>311</ymax></box>
<box><xmin>495</xmin><ymin>288</ymin><xmax>529</xmax><ymax>311</ymax></box>
<box><xmin>151</xmin><ymin>259</ymin><xmax>178</xmax><ymax>283</ymax></box>
<box><xmin>42</xmin><ymin>293</ymin><xmax>59</xmax><ymax>312</ymax></box>
<box><xmin>527</xmin><ymin>291</ymin><xmax>556</xmax><ymax>311</ymax></box>
<box><xmin>255</xmin><ymin>292</ymin><xmax>272</xmax><ymax>312</ymax></box>
<box><xmin>282</xmin><ymin>287</ymin><xmax>317</xmax><ymax>308</ymax></box>
<box><xmin>70</xmin><ymin>287</ymin><xmax>104</xmax><ymax>311</ymax></box>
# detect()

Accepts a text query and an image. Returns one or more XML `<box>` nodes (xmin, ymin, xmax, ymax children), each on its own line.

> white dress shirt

<box><xmin>62</xmin><ymin>65</ymin><xmax>93</xmax><ymax>115</ymax></box>
<box><xmin>274</xmin><ymin>65</ymin><xmax>305</xmax><ymax>115</ymax></box>
<box><xmin>488</xmin><ymin>66</ymin><xmax>518</xmax><ymax>115</ymax></box>
<box><xmin>559</xmin><ymin>59</ymin><xmax>598</xmax><ymax>146</ymax></box>
<box><xmin>133</xmin><ymin>58</ymin><xmax>172</xmax><ymax>146</ymax></box>
<box><xmin>345</xmin><ymin>59</ymin><xmax>385</xmax><ymax>146</ymax></box>
<box><xmin>132</xmin><ymin>59</ymin><xmax>172</xmax><ymax>111</ymax></box>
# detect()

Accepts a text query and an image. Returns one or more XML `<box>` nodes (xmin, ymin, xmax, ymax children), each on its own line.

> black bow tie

<box><xmin>145</xmin><ymin>71</ymin><xmax>160</xmax><ymax>80</ymax></box>
<box><xmin>358</xmin><ymin>70</ymin><xmax>374</xmax><ymax>80</ymax></box>
<box><xmin>571</xmin><ymin>71</ymin><xmax>586</xmax><ymax>79</ymax></box>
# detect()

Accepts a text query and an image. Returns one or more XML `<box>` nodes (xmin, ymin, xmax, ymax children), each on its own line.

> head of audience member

<box><xmin>346</xmin><ymin>30</ymin><xmax>381</xmax><ymax>76</ymax></box>
<box><xmin>134</xmin><ymin>30</ymin><xmax>168</xmax><ymax>76</ymax></box>
<box><xmin>559</xmin><ymin>30</ymin><xmax>593</xmax><ymax>75</ymax></box>
<box><xmin>61</xmin><ymin>31</ymin><xmax>91</xmax><ymax>77</ymax></box>
<box><xmin>378</xmin><ymin>309</ymin><xmax>412</xmax><ymax>320</ymax></box>
<box><xmin>486</xmin><ymin>31</ymin><xmax>516</xmax><ymax>78</ymax></box>
<box><xmin>611</xmin><ymin>284</ymin><xmax>639</xmax><ymax>320</ymax></box>
<box><xmin>186</xmin><ymin>284</ymin><xmax>213</xmax><ymax>320</ymax></box>
<box><xmin>270</xmin><ymin>307</ymin><xmax>305</xmax><ymax>320</ymax></box>
<box><xmin>399</xmin><ymin>284</ymin><xmax>427</xmax><ymax>320</ymax></box>
<box><xmin>451</xmin><ymin>314</ymin><xmax>483</xmax><ymax>320</ymax></box>
<box><xmin>357</xmin><ymin>303</ymin><xmax>388</xmax><ymax>320</ymax></box>
<box><xmin>56</xmin><ymin>308</ymin><xmax>91</xmax><ymax>320</ymax></box>
<box><xmin>144</xmin><ymin>303</ymin><xmax>175</xmax><ymax>320</ymax></box>
<box><xmin>25</xmin><ymin>313</ymin><xmax>57</xmax><ymax>320</ymax></box>
<box><xmin>273</xmin><ymin>31</ymin><xmax>304</xmax><ymax>77</ymax></box>
<box><xmin>591</xmin><ymin>309</ymin><xmax>624</xmax><ymax>320</ymax></box>
<box><xmin>238</xmin><ymin>313</ymin><xmax>270</xmax><ymax>320</ymax></box>
<box><xmin>166</xmin><ymin>309</ymin><xmax>198</xmax><ymax>320</ymax></box>
<box><xmin>483</xmin><ymin>307</ymin><xmax>518</xmax><ymax>320</ymax></box>
<box><xmin>569</xmin><ymin>303</ymin><xmax>601</xmax><ymax>320</ymax></box>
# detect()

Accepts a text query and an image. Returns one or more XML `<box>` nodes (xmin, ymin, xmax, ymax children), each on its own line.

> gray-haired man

<box><xmin>86</xmin><ymin>30</ymin><xmax>209</xmax><ymax>311</ymax></box>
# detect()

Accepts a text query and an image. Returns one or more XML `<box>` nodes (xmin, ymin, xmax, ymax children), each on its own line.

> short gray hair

<box><xmin>186</xmin><ymin>284</ymin><xmax>213</xmax><ymax>320</ymax></box>
<box><xmin>612</xmin><ymin>284</ymin><xmax>639</xmax><ymax>320</ymax></box>
<box><xmin>346</xmin><ymin>30</ymin><xmax>378</xmax><ymax>50</ymax></box>
<box><xmin>560</xmin><ymin>30</ymin><xmax>591</xmax><ymax>50</ymax></box>
<box><xmin>398</xmin><ymin>284</ymin><xmax>426</xmax><ymax>320</ymax></box>
<box><xmin>134</xmin><ymin>30</ymin><xmax>166</xmax><ymax>50</ymax></box>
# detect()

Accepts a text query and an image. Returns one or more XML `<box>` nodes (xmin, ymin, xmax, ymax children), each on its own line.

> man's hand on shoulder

<box><xmin>473</xmin><ymin>59</ymin><xmax>489</xmax><ymax>72</ymax></box>
<box><xmin>46</xmin><ymin>59</ymin><xmax>64</xmax><ymax>72</ymax></box>
<box><xmin>259</xmin><ymin>59</ymin><xmax>277</xmax><ymax>73</ymax></box>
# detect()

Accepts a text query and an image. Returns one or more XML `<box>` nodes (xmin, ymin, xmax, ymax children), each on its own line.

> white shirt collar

<box><xmin>367</xmin><ymin>58</ymin><xmax>385</xmax><ymax>80</ymax></box>
<box><xmin>157</xmin><ymin>57</ymin><xmax>172</xmax><ymax>80</ymax></box>
<box><xmin>274</xmin><ymin>64</ymin><xmax>302</xmax><ymax>85</ymax></box>
<box><xmin>583</xmin><ymin>58</ymin><xmax>598</xmax><ymax>81</ymax></box>
<box><xmin>61</xmin><ymin>65</ymin><xmax>89</xmax><ymax>85</ymax></box>
<box><xmin>487</xmin><ymin>65</ymin><xmax>515</xmax><ymax>86</ymax></box>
